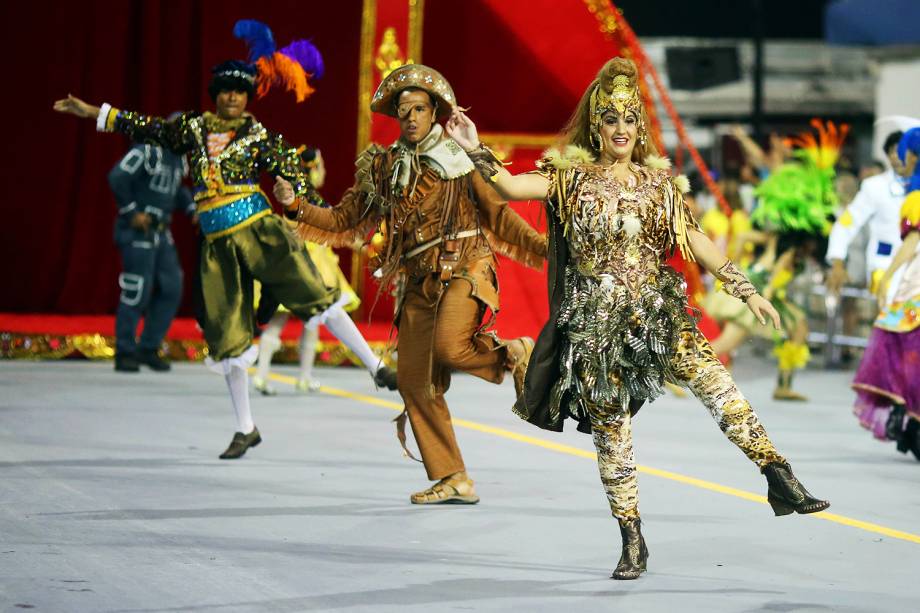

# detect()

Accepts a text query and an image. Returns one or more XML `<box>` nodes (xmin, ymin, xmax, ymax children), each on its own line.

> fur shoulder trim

<box><xmin>644</xmin><ymin>154</ymin><xmax>672</xmax><ymax>171</ymax></box>
<box><xmin>673</xmin><ymin>174</ymin><xmax>691</xmax><ymax>194</ymax></box>
<box><xmin>541</xmin><ymin>144</ymin><xmax>596</xmax><ymax>169</ymax></box>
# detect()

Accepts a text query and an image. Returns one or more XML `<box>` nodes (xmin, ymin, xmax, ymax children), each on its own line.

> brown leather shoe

<box><xmin>218</xmin><ymin>427</ymin><xmax>262</xmax><ymax>460</ymax></box>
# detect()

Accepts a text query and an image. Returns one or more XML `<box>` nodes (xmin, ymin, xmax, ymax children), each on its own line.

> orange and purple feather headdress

<box><xmin>232</xmin><ymin>19</ymin><xmax>324</xmax><ymax>103</ymax></box>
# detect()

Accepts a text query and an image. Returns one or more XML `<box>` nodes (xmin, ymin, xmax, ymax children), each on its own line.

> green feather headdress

<box><xmin>752</xmin><ymin>119</ymin><xmax>849</xmax><ymax>236</ymax></box>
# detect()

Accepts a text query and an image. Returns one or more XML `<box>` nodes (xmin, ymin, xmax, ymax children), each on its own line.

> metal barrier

<box><xmin>807</xmin><ymin>285</ymin><xmax>875</xmax><ymax>368</ymax></box>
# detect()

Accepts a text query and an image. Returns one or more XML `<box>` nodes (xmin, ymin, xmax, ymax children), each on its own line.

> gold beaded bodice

<box><xmin>565</xmin><ymin>163</ymin><xmax>675</xmax><ymax>294</ymax></box>
<box><xmin>528</xmin><ymin>152</ymin><xmax>701</xmax><ymax>415</ymax></box>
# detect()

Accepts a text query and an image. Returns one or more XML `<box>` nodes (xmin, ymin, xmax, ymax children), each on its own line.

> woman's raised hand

<box><xmin>53</xmin><ymin>94</ymin><xmax>100</xmax><ymax>119</ymax></box>
<box><xmin>446</xmin><ymin>108</ymin><xmax>480</xmax><ymax>153</ymax></box>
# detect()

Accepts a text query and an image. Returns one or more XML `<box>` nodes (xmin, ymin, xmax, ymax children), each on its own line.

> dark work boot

<box><xmin>373</xmin><ymin>365</ymin><xmax>398</xmax><ymax>391</ymax></box>
<box><xmin>218</xmin><ymin>427</ymin><xmax>262</xmax><ymax>460</ymax></box>
<box><xmin>886</xmin><ymin>404</ymin><xmax>907</xmax><ymax>445</ymax></box>
<box><xmin>611</xmin><ymin>518</ymin><xmax>648</xmax><ymax>580</ymax></box>
<box><xmin>114</xmin><ymin>353</ymin><xmax>140</xmax><ymax>373</ymax></box>
<box><xmin>137</xmin><ymin>349</ymin><xmax>171</xmax><ymax>372</ymax></box>
<box><xmin>899</xmin><ymin>416</ymin><xmax>920</xmax><ymax>460</ymax></box>
<box><xmin>762</xmin><ymin>462</ymin><xmax>830</xmax><ymax>516</ymax></box>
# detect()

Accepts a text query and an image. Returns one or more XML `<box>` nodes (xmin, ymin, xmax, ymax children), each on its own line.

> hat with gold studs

<box><xmin>370</xmin><ymin>64</ymin><xmax>457</xmax><ymax>120</ymax></box>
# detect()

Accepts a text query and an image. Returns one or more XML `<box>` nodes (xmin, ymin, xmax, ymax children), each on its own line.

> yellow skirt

<box><xmin>255</xmin><ymin>241</ymin><xmax>360</xmax><ymax>315</ymax></box>
<box><xmin>304</xmin><ymin>242</ymin><xmax>360</xmax><ymax>313</ymax></box>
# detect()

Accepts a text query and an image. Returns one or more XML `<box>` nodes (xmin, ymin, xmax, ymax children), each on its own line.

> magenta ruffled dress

<box><xmin>852</xmin><ymin>205</ymin><xmax>920</xmax><ymax>439</ymax></box>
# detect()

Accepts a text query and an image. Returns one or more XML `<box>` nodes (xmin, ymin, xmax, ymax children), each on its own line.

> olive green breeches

<box><xmin>200</xmin><ymin>214</ymin><xmax>339</xmax><ymax>361</ymax></box>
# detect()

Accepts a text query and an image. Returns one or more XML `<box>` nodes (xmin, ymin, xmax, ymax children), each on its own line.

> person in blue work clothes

<box><xmin>108</xmin><ymin>140</ymin><xmax>195</xmax><ymax>372</ymax></box>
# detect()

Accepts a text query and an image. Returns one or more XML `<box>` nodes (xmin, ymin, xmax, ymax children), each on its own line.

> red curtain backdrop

<box><xmin>1</xmin><ymin>1</ymin><xmax>362</xmax><ymax>315</ymax></box>
<box><xmin>1</xmin><ymin>0</ymin><xmax>709</xmax><ymax>344</ymax></box>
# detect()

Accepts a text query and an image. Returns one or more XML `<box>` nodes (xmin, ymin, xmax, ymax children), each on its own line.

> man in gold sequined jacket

<box><xmin>274</xmin><ymin>64</ymin><xmax>547</xmax><ymax>506</ymax></box>
<box><xmin>55</xmin><ymin>59</ymin><xmax>339</xmax><ymax>460</ymax></box>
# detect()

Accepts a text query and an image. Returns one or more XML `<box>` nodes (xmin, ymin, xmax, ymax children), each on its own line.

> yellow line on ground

<box><xmin>266</xmin><ymin>372</ymin><xmax>920</xmax><ymax>545</ymax></box>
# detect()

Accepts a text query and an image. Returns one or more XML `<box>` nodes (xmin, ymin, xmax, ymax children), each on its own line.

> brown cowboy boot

<box><xmin>506</xmin><ymin>337</ymin><xmax>534</xmax><ymax>398</ymax></box>
<box><xmin>612</xmin><ymin>518</ymin><xmax>648</xmax><ymax>580</ymax></box>
<box><xmin>762</xmin><ymin>462</ymin><xmax>830</xmax><ymax>516</ymax></box>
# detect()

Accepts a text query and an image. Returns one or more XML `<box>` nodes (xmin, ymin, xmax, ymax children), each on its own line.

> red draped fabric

<box><xmin>2</xmin><ymin>0</ymin><xmax>716</xmax><ymax>343</ymax></box>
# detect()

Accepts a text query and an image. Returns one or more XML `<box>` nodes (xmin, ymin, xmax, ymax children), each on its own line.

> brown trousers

<box><xmin>397</xmin><ymin>270</ymin><xmax>510</xmax><ymax>481</ymax></box>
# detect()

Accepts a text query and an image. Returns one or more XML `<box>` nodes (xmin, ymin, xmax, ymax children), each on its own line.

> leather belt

<box><xmin>403</xmin><ymin>229</ymin><xmax>481</xmax><ymax>260</ymax></box>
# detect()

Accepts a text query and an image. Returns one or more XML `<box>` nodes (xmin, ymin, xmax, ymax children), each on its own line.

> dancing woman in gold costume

<box><xmin>447</xmin><ymin>58</ymin><xmax>829</xmax><ymax>580</ymax></box>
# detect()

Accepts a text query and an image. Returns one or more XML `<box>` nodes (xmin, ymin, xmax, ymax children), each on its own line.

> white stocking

<box><xmin>299</xmin><ymin>321</ymin><xmax>320</xmax><ymax>382</ymax></box>
<box><xmin>321</xmin><ymin>306</ymin><xmax>382</xmax><ymax>374</ymax></box>
<box><xmin>255</xmin><ymin>312</ymin><xmax>287</xmax><ymax>381</ymax></box>
<box><xmin>225</xmin><ymin>366</ymin><xmax>254</xmax><ymax>434</ymax></box>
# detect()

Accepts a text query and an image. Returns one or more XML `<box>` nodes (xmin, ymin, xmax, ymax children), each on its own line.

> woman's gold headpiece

<box><xmin>590</xmin><ymin>75</ymin><xmax>641</xmax><ymax>118</ymax></box>
<box><xmin>589</xmin><ymin>75</ymin><xmax>646</xmax><ymax>149</ymax></box>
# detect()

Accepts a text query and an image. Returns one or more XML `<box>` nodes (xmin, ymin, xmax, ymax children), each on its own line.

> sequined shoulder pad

<box><xmin>647</xmin><ymin>167</ymin><xmax>671</xmax><ymax>188</ymax></box>
<box><xmin>187</xmin><ymin>115</ymin><xmax>206</xmax><ymax>149</ymax></box>
<box><xmin>535</xmin><ymin>158</ymin><xmax>584</xmax><ymax>226</ymax></box>
<box><xmin>248</xmin><ymin>121</ymin><xmax>269</xmax><ymax>141</ymax></box>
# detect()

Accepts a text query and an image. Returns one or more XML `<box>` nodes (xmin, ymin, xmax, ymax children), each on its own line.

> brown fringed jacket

<box><xmin>290</xmin><ymin>132</ymin><xmax>546</xmax><ymax>321</ymax></box>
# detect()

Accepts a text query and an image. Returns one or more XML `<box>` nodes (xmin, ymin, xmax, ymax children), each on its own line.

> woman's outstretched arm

<box><xmin>446</xmin><ymin>109</ymin><xmax>550</xmax><ymax>202</ymax></box>
<box><xmin>688</xmin><ymin>228</ymin><xmax>782</xmax><ymax>330</ymax></box>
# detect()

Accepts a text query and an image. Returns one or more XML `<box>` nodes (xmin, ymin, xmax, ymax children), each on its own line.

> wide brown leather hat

<box><xmin>370</xmin><ymin>64</ymin><xmax>457</xmax><ymax>120</ymax></box>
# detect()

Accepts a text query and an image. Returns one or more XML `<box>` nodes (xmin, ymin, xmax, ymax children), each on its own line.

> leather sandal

<box><xmin>410</xmin><ymin>474</ymin><xmax>480</xmax><ymax>505</ymax></box>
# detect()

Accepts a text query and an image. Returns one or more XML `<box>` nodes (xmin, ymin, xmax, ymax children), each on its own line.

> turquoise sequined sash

<box><xmin>199</xmin><ymin>192</ymin><xmax>271</xmax><ymax>238</ymax></box>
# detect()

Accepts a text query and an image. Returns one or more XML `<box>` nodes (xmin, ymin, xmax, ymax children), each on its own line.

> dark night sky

<box><xmin>615</xmin><ymin>0</ymin><xmax>830</xmax><ymax>39</ymax></box>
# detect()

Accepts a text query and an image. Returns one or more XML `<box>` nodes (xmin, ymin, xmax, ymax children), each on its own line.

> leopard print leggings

<box><xmin>588</xmin><ymin>322</ymin><xmax>785</xmax><ymax>520</ymax></box>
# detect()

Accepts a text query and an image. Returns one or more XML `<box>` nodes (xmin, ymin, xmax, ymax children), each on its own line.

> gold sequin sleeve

<box><xmin>261</xmin><ymin>130</ymin><xmax>325</xmax><ymax>207</ymax></box>
<box><xmin>111</xmin><ymin>110</ymin><xmax>198</xmax><ymax>154</ymax></box>
<box><xmin>533</xmin><ymin>159</ymin><xmax>577</xmax><ymax>230</ymax></box>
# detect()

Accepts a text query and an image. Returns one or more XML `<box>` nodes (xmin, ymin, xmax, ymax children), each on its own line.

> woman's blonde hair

<box><xmin>558</xmin><ymin>57</ymin><xmax>658</xmax><ymax>163</ymax></box>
